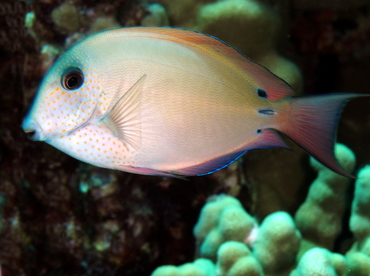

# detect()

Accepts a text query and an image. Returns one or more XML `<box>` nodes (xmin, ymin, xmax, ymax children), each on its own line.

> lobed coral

<box><xmin>193</xmin><ymin>195</ymin><xmax>256</xmax><ymax>260</ymax></box>
<box><xmin>152</xmin><ymin>144</ymin><xmax>370</xmax><ymax>276</ymax></box>
<box><xmin>295</xmin><ymin>144</ymin><xmax>356</xmax><ymax>253</ymax></box>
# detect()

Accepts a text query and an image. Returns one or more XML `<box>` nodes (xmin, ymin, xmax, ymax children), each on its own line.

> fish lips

<box><xmin>22</xmin><ymin>117</ymin><xmax>48</xmax><ymax>142</ymax></box>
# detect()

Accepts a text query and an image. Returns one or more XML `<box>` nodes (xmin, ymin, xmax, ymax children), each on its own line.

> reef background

<box><xmin>1</xmin><ymin>0</ymin><xmax>370</xmax><ymax>275</ymax></box>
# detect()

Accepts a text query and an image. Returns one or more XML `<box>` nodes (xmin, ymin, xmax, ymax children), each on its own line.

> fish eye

<box><xmin>257</xmin><ymin>88</ymin><xmax>268</xmax><ymax>98</ymax></box>
<box><xmin>61</xmin><ymin>67</ymin><xmax>84</xmax><ymax>90</ymax></box>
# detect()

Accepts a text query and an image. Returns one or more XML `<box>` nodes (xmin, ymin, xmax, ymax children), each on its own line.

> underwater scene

<box><xmin>1</xmin><ymin>0</ymin><xmax>370</xmax><ymax>275</ymax></box>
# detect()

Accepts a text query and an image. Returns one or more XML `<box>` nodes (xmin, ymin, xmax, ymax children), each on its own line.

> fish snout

<box><xmin>22</xmin><ymin>118</ymin><xmax>47</xmax><ymax>141</ymax></box>
<box><xmin>25</xmin><ymin>130</ymin><xmax>37</xmax><ymax>141</ymax></box>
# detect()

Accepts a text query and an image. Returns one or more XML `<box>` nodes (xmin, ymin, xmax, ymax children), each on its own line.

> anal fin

<box><xmin>175</xmin><ymin>129</ymin><xmax>290</xmax><ymax>176</ymax></box>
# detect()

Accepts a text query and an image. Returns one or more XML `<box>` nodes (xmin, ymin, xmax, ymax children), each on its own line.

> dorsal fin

<box><xmin>114</xmin><ymin>27</ymin><xmax>295</xmax><ymax>101</ymax></box>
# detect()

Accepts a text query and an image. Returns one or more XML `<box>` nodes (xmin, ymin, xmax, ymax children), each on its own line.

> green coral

<box><xmin>151</xmin><ymin>259</ymin><xmax>215</xmax><ymax>276</ymax></box>
<box><xmin>51</xmin><ymin>2</ymin><xmax>81</xmax><ymax>33</ymax></box>
<box><xmin>193</xmin><ymin>195</ymin><xmax>256</xmax><ymax>260</ymax></box>
<box><xmin>217</xmin><ymin>241</ymin><xmax>262</xmax><ymax>276</ymax></box>
<box><xmin>346</xmin><ymin>165</ymin><xmax>370</xmax><ymax>275</ymax></box>
<box><xmin>290</xmin><ymin>248</ymin><xmax>346</xmax><ymax>276</ymax></box>
<box><xmin>295</xmin><ymin>143</ymin><xmax>356</xmax><ymax>253</ymax></box>
<box><xmin>152</xmin><ymin>144</ymin><xmax>370</xmax><ymax>276</ymax></box>
<box><xmin>253</xmin><ymin>212</ymin><xmax>300</xmax><ymax>274</ymax></box>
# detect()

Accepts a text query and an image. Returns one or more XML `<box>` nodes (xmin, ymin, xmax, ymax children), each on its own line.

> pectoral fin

<box><xmin>104</xmin><ymin>75</ymin><xmax>146</xmax><ymax>150</ymax></box>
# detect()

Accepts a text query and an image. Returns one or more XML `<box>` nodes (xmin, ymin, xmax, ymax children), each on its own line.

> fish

<box><xmin>22</xmin><ymin>26</ymin><xmax>365</xmax><ymax>178</ymax></box>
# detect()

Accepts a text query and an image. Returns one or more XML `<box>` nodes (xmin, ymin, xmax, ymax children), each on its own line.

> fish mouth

<box><xmin>22</xmin><ymin>118</ymin><xmax>48</xmax><ymax>142</ymax></box>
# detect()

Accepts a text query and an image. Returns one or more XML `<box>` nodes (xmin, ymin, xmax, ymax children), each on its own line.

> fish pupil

<box><xmin>67</xmin><ymin>76</ymin><xmax>79</xmax><ymax>88</ymax></box>
<box><xmin>257</xmin><ymin>88</ymin><xmax>268</xmax><ymax>98</ymax></box>
<box><xmin>62</xmin><ymin>67</ymin><xmax>84</xmax><ymax>90</ymax></box>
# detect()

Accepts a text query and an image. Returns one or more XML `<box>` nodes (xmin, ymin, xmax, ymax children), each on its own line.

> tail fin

<box><xmin>281</xmin><ymin>93</ymin><xmax>364</xmax><ymax>178</ymax></box>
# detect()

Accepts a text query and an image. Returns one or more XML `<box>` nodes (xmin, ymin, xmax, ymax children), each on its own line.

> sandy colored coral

<box><xmin>193</xmin><ymin>195</ymin><xmax>256</xmax><ymax>260</ymax></box>
<box><xmin>51</xmin><ymin>2</ymin><xmax>81</xmax><ymax>33</ymax></box>
<box><xmin>217</xmin><ymin>241</ymin><xmax>263</xmax><ymax>276</ymax></box>
<box><xmin>253</xmin><ymin>211</ymin><xmax>300</xmax><ymax>274</ymax></box>
<box><xmin>151</xmin><ymin>259</ymin><xmax>215</xmax><ymax>276</ymax></box>
<box><xmin>295</xmin><ymin>143</ymin><xmax>356</xmax><ymax>253</ymax></box>
<box><xmin>290</xmin><ymin>248</ymin><xmax>346</xmax><ymax>276</ymax></box>
<box><xmin>141</xmin><ymin>3</ymin><xmax>169</xmax><ymax>26</ymax></box>
<box><xmin>349</xmin><ymin>165</ymin><xmax>370</xmax><ymax>243</ymax></box>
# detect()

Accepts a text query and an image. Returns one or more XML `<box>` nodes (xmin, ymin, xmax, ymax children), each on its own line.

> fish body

<box><xmin>22</xmin><ymin>27</ymin><xmax>363</xmax><ymax>177</ymax></box>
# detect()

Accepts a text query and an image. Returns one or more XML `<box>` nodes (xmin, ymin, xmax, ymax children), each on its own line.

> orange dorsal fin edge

<box><xmin>116</xmin><ymin>26</ymin><xmax>295</xmax><ymax>101</ymax></box>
